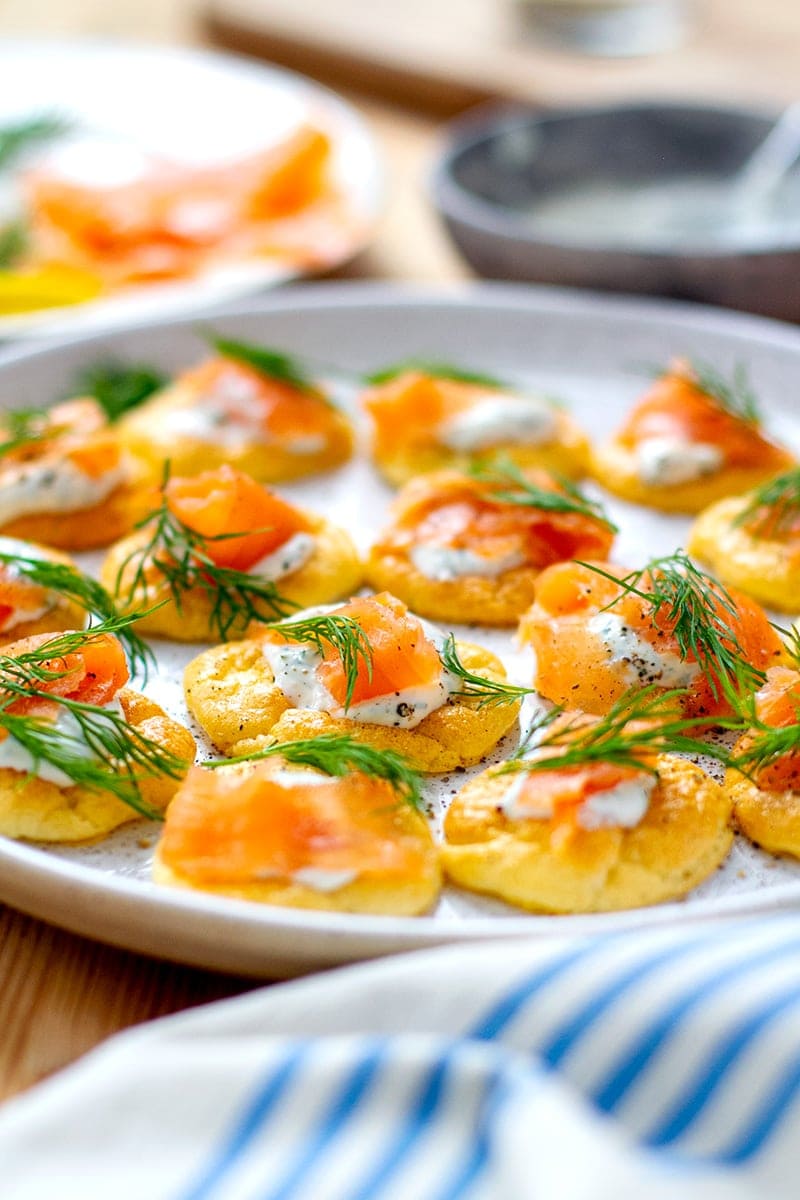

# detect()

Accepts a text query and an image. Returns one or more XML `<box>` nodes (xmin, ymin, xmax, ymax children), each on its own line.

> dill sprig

<box><xmin>0</xmin><ymin>550</ymin><xmax>154</xmax><ymax>679</ymax></box>
<box><xmin>208</xmin><ymin>733</ymin><xmax>424</xmax><ymax>810</ymax></box>
<box><xmin>206</xmin><ymin>332</ymin><xmax>317</xmax><ymax>393</ymax></box>
<box><xmin>733</xmin><ymin>468</ymin><xmax>800</xmax><ymax>538</ymax></box>
<box><xmin>439</xmin><ymin>634</ymin><xmax>534</xmax><ymax>708</ymax></box>
<box><xmin>266</xmin><ymin>614</ymin><xmax>373</xmax><ymax>710</ymax></box>
<box><xmin>0</xmin><ymin>408</ymin><xmax>52</xmax><ymax>459</ymax></box>
<box><xmin>578</xmin><ymin>551</ymin><xmax>766</xmax><ymax>701</ymax></box>
<box><xmin>366</xmin><ymin>359</ymin><xmax>508</xmax><ymax>388</ymax></box>
<box><xmin>0</xmin><ymin>621</ymin><xmax>188</xmax><ymax>816</ymax></box>
<box><xmin>70</xmin><ymin>361</ymin><xmax>167</xmax><ymax>422</ymax></box>
<box><xmin>644</xmin><ymin>359</ymin><xmax>761</xmax><ymax>425</ymax></box>
<box><xmin>116</xmin><ymin>471</ymin><xmax>299</xmax><ymax>641</ymax></box>
<box><xmin>0</xmin><ymin>220</ymin><xmax>27</xmax><ymax>269</ymax></box>
<box><xmin>0</xmin><ymin>113</ymin><xmax>68</xmax><ymax>171</ymax></box>
<box><xmin>468</xmin><ymin>456</ymin><xmax>617</xmax><ymax>531</ymax></box>
<box><xmin>500</xmin><ymin>685</ymin><xmax>734</xmax><ymax>779</ymax></box>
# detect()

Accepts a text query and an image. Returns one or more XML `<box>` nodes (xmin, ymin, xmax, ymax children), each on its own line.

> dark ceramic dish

<box><xmin>430</xmin><ymin>102</ymin><xmax>800</xmax><ymax>321</ymax></box>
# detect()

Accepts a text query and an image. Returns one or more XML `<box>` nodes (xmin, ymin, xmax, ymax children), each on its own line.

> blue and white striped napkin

<box><xmin>2</xmin><ymin>915</ymin><xmax>800</xmax><ymax>1199</ymax></box>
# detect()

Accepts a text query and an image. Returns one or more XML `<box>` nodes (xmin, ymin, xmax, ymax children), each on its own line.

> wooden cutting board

<box><xmin>203</xmin><ymin>0</ymin><xmax>800</xmax><ymax>115</ymax></box>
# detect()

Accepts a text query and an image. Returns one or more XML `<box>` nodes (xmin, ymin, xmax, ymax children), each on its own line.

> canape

<box><xmin>184</xmin><ymin>591</ymin><xmax>524</xmax><ymax>772</ymax></box>
<box><xmin>0</xmin><ymin>398</ymin><xmax>143</xmax><ymax>549</ymax></box>
<box><xmin>361</xmin><ymin>366</ymin><xmax>589</xmax><ymax>487</ymax></box>
<box><xmin>442</xmin><ymin>706</ymin><xmax>733</xmax><ymax>913</ymax></box>
<box><xmin>0</xmin><ymin>537</ymin><xmax>86</xmax><ymax>644</ymax></box>
<box><xmin>689</xmin><ymin>467</ymin><xmax>800</xmax><ymax>613</ymax></box>
<box><xmin>154</xmin><ymin>743</ymin><xmax>440</xmax><ymax>916</ymax></box>
<box><xmin>101</xmin><ymin>464</ymin><xmax>363</xmax><ymax>642</ymax></box>
<box><xmin>725</xmin><ymin>666</ymin><xmax>800</xmax><ymax>858</ymax></box>
<box><xmin>0</xmin><ymin>628</ymin><xmax>195</xmax><ymax>842</ymax></box>
<box><xmin>366</xmin><ymin>463</ymin><xmax>615</xmax><ymax>625</ymax></box>
<box><xmin>590</xmin><ymin>361</ymin><xmax>793</xmax><ymax>513</ymax></box>
<box><xmin>519</xmin><ymin>553</ymin><xmax>785</xmax><ymax>719</ymax></box>
<box><xmin>118</xmin><ymin>341</ymin><xmax>354</xmax><ymax>482</ymax></box>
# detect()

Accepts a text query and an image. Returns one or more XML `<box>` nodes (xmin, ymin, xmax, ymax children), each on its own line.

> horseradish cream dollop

<box><xmin>0</xmin><ymin>697</ymin><xmax>124</xmax><ymax>788</ymax></box>
<box><xmin>409</xmin><ymin>543</ymin><xmax>527</xmax><ymax>582</ymax></box>
<box><xmin>635</xmin><ymin>436</ymin><xmax>723</xmax><ymax>487</ymax></box>
<box><xmin>500</xmin><ymin>769</ymin><xmax>655</xmax><ymax>829</ymax></box>
<box><xmin>587</xmin><ymin>611</ymin><xmax>700</xmax><ymax>689</ymax></box>
<box><xmin>439</xmin><ymin>394</ymin><xmax>557</xmax><ymax>452</ymax></box>
<box><xmin>0</xmin><ymin>460</ymin><xmax>128</xmax><ymax>527</ymax></box>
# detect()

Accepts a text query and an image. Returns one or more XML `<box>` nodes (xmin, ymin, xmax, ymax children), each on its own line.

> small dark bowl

<box><xmin>430</xmin><ymin>102</ymin><xmax>800</xmax><ymax>322</ymax></box>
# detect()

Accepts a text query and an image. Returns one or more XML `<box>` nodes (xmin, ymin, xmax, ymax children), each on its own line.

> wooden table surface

<box><xmin>0</xmin><ymin>0</ymin><xmax>792</xmax><ymax>1102</ymax></box>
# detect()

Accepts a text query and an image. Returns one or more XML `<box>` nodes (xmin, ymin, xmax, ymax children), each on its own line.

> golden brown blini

<box><xmin>153</xmin><ymin>758</ymin><xmax>441</xmax><ymax>916</ymax></box>
<box><xmin>183</xmin><ymin>593</ymin><xmax>520</xmax><ymax>772</ymax></box>
<box><xmin>361</xmin><ymin>370</ymin><xmax>589</xmax><ymax>487</ymax></box>
<box><xmin>118</xmin><ymin>356</ymin><xmax>354</xmax><ymax>483</ymax></box>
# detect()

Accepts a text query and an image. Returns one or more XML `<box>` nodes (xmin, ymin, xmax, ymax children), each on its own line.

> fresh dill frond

<box><xmin>266</xmin><ymin>614</ymin><xmax>373</xmax><ymax>710</ymax></box>
<box><xmin>116</xmin><ymin>471</ymin><xmax>299</xmax><ymax>642</ymax></box>
<box><xmin>439</xmin><ymin>634</ymin><xmax>535</xmax><ymax>708</ymax></box>
<box><xmin>468</xmin><ymin>456</ymin><xmax>617</xmax><ymax>531</ymax></box>
<box><xmin>0</xmin><ymin>550</ymin><xmax>154</xmax><ymax>679</ymax></box>
<box><xmin>578</xmin><ymin>551</ymin><xmax>766</xmax><ymax>702</ymax></box>
<box><xmin>209</xmin><ymin>733</ymin><xmax>424</xmax><ymax>810</ymax></box>
<box><xmin>732</xmin><ymin>468</ymin><xmax>800</xmax><ymax>538</ymax></box>
<box><xmin>0</xmin><ymin>220</ymin><xmax>27</xmax><ymax>269</ymax></box>
<box><xmin>70</xmin><ymin>361</ymin><xmax>167</xmax><ymax>422</ymax></box>
<box><xmin>0</xmin><ymin>620</ymin><xmax>188</xmax><ymax>816</ymax></box>
<box><xmin>0</xmin><ymin>408</ymin><xmax>51</xmax><ymax>459</ymax></box>
<box><xmin>0</xmin><ymin>113</ymin><xmax>68</xmax><ymax>171</ymax></box>
<box><xmin>500</xmin><ymin>685</ymin><xmax>735</xmax><ymax>778</ymax></box>
<box><xmin>365</xmin><ymin>359</ymin><xmax>508</xmax><ymax>388</ymax></box>
<box><xmin>642</xmin><ymin>358</ymin><xmax>761</xmax><ymax>425</ymax></box>
<box><xmin>731</xmin><ymin>722</ymin><xmax>800</xmax><ymax>781</ymax></box>
<box><xmin>205</xmin><ymin>332</ymin><xmax>317</xmax><ymax>393</ymax></box>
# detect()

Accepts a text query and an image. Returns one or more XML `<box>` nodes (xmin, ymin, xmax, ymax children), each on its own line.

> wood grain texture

<box><xmin>203</xmin><ymin>0</ymin><xmax>800</xmax><ymax>112</ymax></box>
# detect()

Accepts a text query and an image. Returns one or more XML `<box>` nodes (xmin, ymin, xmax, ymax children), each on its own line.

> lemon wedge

<box><xmin>0</xmin><ymin>266</ymin><xmax>102</xmax><ymax>314</ymax></box>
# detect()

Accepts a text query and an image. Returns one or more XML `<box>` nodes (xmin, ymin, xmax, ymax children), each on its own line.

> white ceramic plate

<box><xmin>2</xmin><ymin>281</ymin><xmax>800</xmax><ymax>978</ymax></box>
<box><xmin>0</xmin><ymin>40</ymin><xmax>382</xmax><ymax>340</ymax></box>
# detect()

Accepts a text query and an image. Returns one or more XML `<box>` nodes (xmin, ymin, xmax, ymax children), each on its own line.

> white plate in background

<box><xmin>0</xmin><ymin>40</ymin><xmax>383</xmax><ymax>340</ymax></box>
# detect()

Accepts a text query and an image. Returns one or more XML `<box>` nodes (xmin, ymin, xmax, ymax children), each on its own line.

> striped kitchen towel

<box><xmin>2</xmin><ymin>915</ymin><xmax>800</xmax><ymax>1198</ymax></box>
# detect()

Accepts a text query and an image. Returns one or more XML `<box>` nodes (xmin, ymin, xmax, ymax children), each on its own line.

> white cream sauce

<box><xmin>248</xmin><ymin>532</ymin><xmax>315</xmax><ymax>582</ymax></box>
<box><xmin>635</xmin><ymin>436</ymin><xmax>723</xmax><ymax>487</ymax></box>
<box><xmin>0</xmin><ymin>460</ymin><xmax>128</xmax><ymax>527</ymax></box>
<box><xmin>290</xmin><ymin>867</ymin><xmax>358</xmax><ymax>893</ymax></box>
<box><xmin>409</xmin><ymin>543</ymin><xmax>527</xmax><ymax>582</ymax></box>
<box><xmin>0</xmin><ymin>696</ymin><xmax>124</xmax><ymax>788</ymax></box>
<box><xmin>439</xmin><ymin>393</ymin><xmax>557</xmax><ymax>452</ymax></box>
<box><xmin>500</xmin><ymin>769</ymin><xmax>654</xmax><ymax>829</ymax></box>
<box><xmin>587</xmin><ymin>611</ymin><xmax>700</xmax><ymax>689</ymax></box>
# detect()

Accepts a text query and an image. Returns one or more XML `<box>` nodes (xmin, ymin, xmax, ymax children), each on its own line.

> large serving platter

<box><xmin>0</xmin><ymin>41</ymin><xmax>382</xmax><ymax>339</ymax></box>
<box><xmin>1</xmin><ymin>281</ymin><xmax>800</xmax><ymax>977</ymax></box>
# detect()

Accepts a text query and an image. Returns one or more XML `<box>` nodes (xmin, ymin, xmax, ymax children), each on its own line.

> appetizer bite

<box><xmin>725</xmin><ymin>665</ymin><xmax>800</xmax><ymax>858</ymax></box>
<box><xmin>154</xmin><ymin>736</ymin><xmax>440</xmax><ymax>915</ymax></box>
<box><xmin>0</xmin><ymin>398</ymin><xmax>143</xmax><ymax>548</ymax></box>
<box><xmin>590</xmin><ymin>361</ymin><xmax>792</xmax><ymax>513</ymax></box>
<box><xmin>0</xmin><ymin>537</ymin><xmax>85</xmax><ymax>644</ymax></box>
<box><xmin>101</xmin><ymin>464</ymin><xmax>363</xmax><ymax>642</ymax></box>
<box><xmin>118</xmin><ymin>336</ymin><xmax>354</xmax><ymax>482</ymax></box>
<box><xmin>184</xmin><ymin>591</ymin><xmax>527</xmax><ymax>771</ymax></box>
<box><xmin>0</xmin><ymin>621</ymin><xmax>194</xmax><ymax>842</ymax></box>
<box><xmin>520</xmin><ymin>552</ymin><xmax>785</xmax><ymax>719</ymax></box>
<box><xmin>442</xmin><ymin>691</ymin><xmax>733</xmax><ymax>913</ymax></box>
<box><xmin>367</xmin><ymin>461</ymin><xmax>616</xmax><ymax>626</ymax></box>
<box><xmin>689</xmin><ymin>468</ymin><xmax>800</xmax><ymax>613</ymax></box>
<box><xmin>361</xmin><ymin>364</ymin><xmax>589</xmax><ymax>487</ymax></box>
